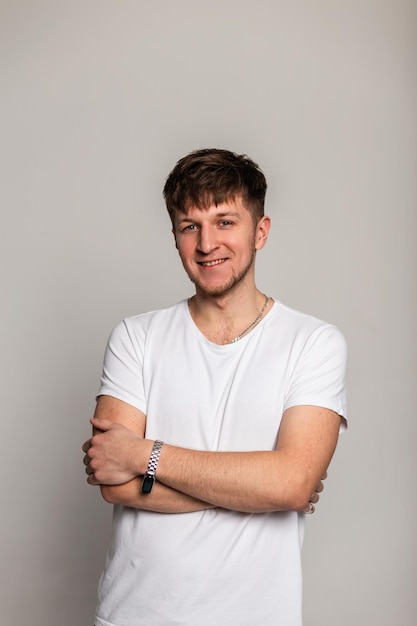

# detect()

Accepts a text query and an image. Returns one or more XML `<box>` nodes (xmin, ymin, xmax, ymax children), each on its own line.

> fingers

<box><xmin>82</xmin><ymin>435</ymin><xmax>96</xmax><ymax>483</ymax></box>
<box><xmin>83</xmin><ymin>450</ymin><xmax>93</xmax><ymax>478</ymax></box>
<box><xmin>84</xmin><ymin>454</ymin><xmax>100</xmax><ymax>485</ymax></box>
<box><xmin>313</xmin><ymin>472</ymin><xmax>327</xmax><ymax>495</ymax></box>
<box><xmin>309</xmin><ymin>491</ymin><xmax>320</xmax><ymax>504</ymax></box>
<box><xmin>90</xmin><ymin>416</ymin><xmax>119</xmax><ymax>431</ymax></box>
<box><xmin>82</xmin><ymin>440</ymin><xmax>94</xmax><ymax>484</ymax></box>
<box><xmin>304</xmin><ymin>502</ymin><xmax>315</xmax><ymax>514</ymax></box>
<box><xmin>315</xmin><ymin>472</ymin><xmax>327</xmax><ymax>493</ymax></box>
<box><xmin>86</xmin><ymin>471</ymin><xmax>99</xmax><ymax>486</ymax></box>
<box><xmin>82</xmin><ymin>439</ymin><xmax>91</xmax><ymax>454</ymax></box>
<box><xmin>82</xmin><ymin>428</ymin><xmax>106</xmax><ymax>480</ymax></box>
<box><xmin>82</xmin><ymin>422</ymin><xmax>113</xmax><ymax>485</ymax></box>
<box><xmin>315</xmin><ymin>480</ymin><xmax>324</xmax><ymax>494</ymax></box>
<box><xmin>305</xmin><ymin>472</ymin><xmax>328</xmax><ymax>514</ymax></box>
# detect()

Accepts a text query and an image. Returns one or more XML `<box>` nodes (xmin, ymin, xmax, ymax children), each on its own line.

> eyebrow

<box><xmin>177</xmin><ymin>211</ymin><xmax>241</xmax><ymax>224</ymax></box>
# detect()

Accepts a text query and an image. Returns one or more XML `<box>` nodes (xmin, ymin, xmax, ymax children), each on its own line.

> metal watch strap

<box><xmin>141</xmin><ymin>440</ymin><xmax>164</xmax><ymax>494</ymax></box>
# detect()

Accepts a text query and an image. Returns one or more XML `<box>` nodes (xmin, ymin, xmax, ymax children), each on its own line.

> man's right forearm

<box><xmin>100</xmin><ymin>478</ymin><xmax>216</xmax><ymax>513</ymax></box>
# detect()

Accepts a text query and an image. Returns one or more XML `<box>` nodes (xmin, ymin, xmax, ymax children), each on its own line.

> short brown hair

<box><xmin>163</xmin><ymin>148</ymin><xmax>267</xmax><ymax>226</ymax></box>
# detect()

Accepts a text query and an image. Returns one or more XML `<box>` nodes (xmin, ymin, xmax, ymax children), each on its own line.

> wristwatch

<box><xmin>141</xmin><ymin>440</ymin><xmax>164</xmax><ymax>494</ymax></box>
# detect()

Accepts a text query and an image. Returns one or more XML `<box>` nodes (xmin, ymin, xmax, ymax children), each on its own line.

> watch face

<box><xmin>141</xmin><ymin>475</ymin><xmax>155</xmax><ymax>494</ymax></box>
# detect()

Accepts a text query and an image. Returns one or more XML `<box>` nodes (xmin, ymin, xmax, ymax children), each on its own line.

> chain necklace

<box><xmin>188</xmin><ymin>294</ymin><xmax>270</xmax><ymax>344</ymax></box>
<box><xmin>229</xmin><ymin>294</ymin><xmax>270</xmax><ymax>343</ymax></box>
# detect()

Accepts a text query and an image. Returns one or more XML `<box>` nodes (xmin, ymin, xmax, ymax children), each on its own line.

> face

<box><xmin>173</xmin><ymin>198</ymin><xmax>270</xmax><ymax>298</ymax></box>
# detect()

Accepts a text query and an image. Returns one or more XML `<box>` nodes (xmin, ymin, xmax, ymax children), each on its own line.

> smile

<box><xmin>198</xmin><ymin>259</ymin><xmax>226</xmax><ymax>267</ymax></box>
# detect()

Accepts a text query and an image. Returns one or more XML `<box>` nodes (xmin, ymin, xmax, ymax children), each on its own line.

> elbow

<box><xmin>288</xmin><ymin>491</ymin><xmax>312</xmax><ymax>512</ymax></box>
<box><xmin>287</xmin><ymin>476</ymin><xmax>313</xmax><ymax>511</ymax></box>
<box><xmin>274</xmin><ymin>492</ymin><xmax>310</xmax><ymax>513</ymax></box>
<box><xmin>272</xmin><ymin>474</ymin><xmax>315</xmax><ymax>512</ymax></box>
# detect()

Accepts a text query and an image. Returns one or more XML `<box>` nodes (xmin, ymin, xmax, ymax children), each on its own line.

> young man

<box><xmin>82</xmin><ymin>148</ymin><xmax>347</xmax><ymax>626</ymax></box>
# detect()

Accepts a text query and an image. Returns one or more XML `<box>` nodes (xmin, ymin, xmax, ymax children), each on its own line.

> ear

<box><xmin>172</xmin><ymin>227</ymin><xmax>178</xmax><ymax>250</ymax></box>
<box><xmin>255</xmin><ymin>216</ymin><xmax>271</xmax><ymax>251</ymax></box>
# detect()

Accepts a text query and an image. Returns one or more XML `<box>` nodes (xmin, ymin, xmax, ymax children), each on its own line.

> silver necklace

<box><xmin>230</xmin><ymin>294</ymin><xmax>270</xmax><ymax>343</ymax></box>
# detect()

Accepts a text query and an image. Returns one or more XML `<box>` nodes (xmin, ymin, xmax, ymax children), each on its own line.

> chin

<box><xmin>192</xmin><ymin>279</ymin><xmax>241</xmax><ymax>298</ymax></box>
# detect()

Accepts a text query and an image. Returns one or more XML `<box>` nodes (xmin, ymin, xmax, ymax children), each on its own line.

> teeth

<box><xmin>201</xmin><ymin>259</ymin><xmax>225</xmax><ymax>267</ymax></box>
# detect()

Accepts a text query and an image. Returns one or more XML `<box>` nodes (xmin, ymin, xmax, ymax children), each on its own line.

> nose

<box><xmin>197</xmin><ymin>225</ymin><xmax>218</xmax><ymax>254</ymax></box>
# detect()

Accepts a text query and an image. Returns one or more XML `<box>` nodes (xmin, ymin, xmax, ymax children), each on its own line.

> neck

<box><xmin>188</xmin><ymin>289</ymin><xmax>271</xmax><ymax>345</ymax></box>
<box><xmin>191</xmin><ymin>284</ymin><xmax>260</xmax><ymax>318</ymax></box>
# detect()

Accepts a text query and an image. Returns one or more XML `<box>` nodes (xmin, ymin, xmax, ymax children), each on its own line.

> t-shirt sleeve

<box><xmin>284</xmin><ymin>323</ymin><xmax>348</xmax><ymax>430</ymax></box>
<box><xmin>97</xmin><ymin>319</ymin><xmax>147</xmax><ymax>414</ymax></box>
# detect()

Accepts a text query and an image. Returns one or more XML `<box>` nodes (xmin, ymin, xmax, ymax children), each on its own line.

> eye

<box><xmin>219</xmin><ymin>220</ymin><xmax>233</xmax><ymax>227</ymax></box>
<box><xmin>182</xmin><ymin>224</ymin><xmax>198</xmax><ymax>232</ymax></box>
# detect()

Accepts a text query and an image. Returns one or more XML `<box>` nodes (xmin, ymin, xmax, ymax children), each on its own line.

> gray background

<box><xmin>1</xmin><ymin>1</ymin><xmax>416</xmax><ymax>625</ymax></box>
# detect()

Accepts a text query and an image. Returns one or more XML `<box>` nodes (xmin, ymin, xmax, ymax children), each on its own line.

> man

<box><xmin>82</xmin><ymin>148</ymin><xmax>347</xmax><ymax>626</ymax></box>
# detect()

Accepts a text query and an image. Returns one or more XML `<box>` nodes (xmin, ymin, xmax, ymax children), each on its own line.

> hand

<box><xmin>303</xmin><ymin>472</ymin><xmax>327</xmax><ymax>514</ymax></box>
<box><xmin>82</xmin><ymin>417</ymin><xmax>147</xmax><ymax>486</ymax></box>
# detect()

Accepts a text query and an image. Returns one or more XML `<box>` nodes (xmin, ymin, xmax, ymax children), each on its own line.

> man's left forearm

<box><xmin>88</xmin><ymin>405</ymin><xmax>340</xmax><ymax>513</ymax></box>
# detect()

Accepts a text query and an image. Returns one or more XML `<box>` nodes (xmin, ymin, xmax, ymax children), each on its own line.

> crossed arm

<box><xmin>82</xmin><ymin>395</ymin><xmax>340</xmax><ymax>514</ymax></box>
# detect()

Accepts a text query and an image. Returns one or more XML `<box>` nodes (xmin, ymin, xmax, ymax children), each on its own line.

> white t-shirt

<box><xmin>94</xmin><ymin>299</ymin><xmax>347</xmax><ymax>626</ymax></box>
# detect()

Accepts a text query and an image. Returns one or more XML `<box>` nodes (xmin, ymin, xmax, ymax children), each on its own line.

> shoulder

<box><xmin>109</xmin><ymin>300</ymin><xmax>187</xmax><ymax>344</ymax></box>
<box><xmin>270</xmin><ymin>300</ymin><xmax>347</xmax><ymax>357</ymax></box>
<box><xmin>274</xmin><ymin>302</ymin><xmax>348</xmax><ymax>421</ymax></box>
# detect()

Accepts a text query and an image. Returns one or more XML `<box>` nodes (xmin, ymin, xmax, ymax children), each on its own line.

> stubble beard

<box><xmin>187</xmin><ymin>248</ymin><xmax>257</xmax><ymax>298</ymax></box>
